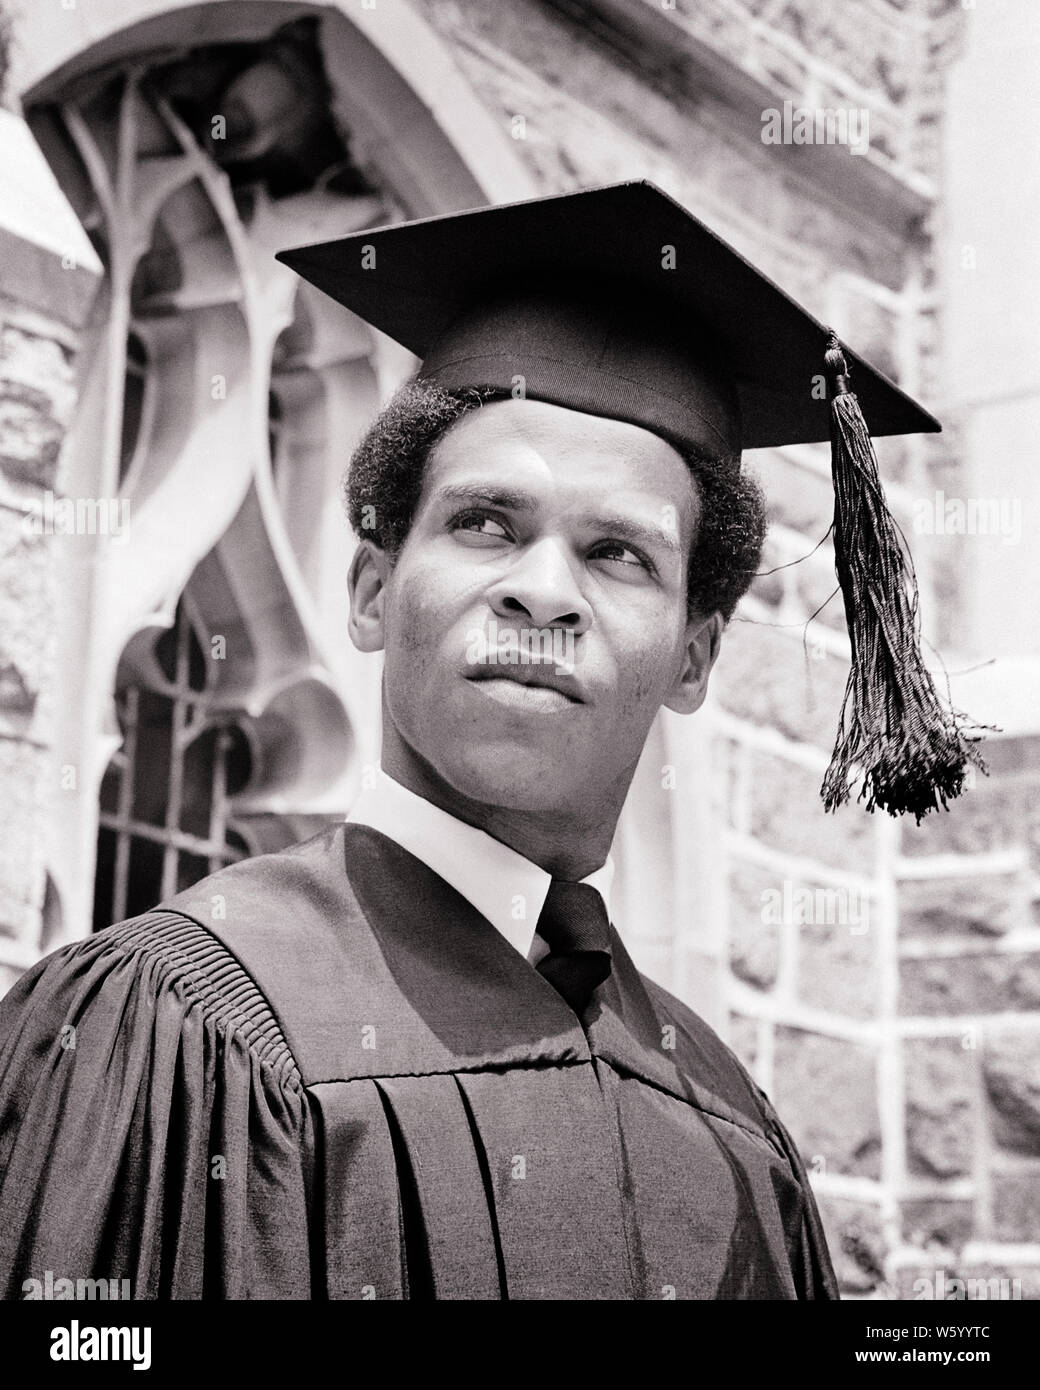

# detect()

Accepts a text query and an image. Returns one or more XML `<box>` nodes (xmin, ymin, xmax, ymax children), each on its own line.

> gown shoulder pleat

<box><xmin>0</xmin><ymin>910</ymin><xmax>311</xmax><ymax>1299</ymax></box>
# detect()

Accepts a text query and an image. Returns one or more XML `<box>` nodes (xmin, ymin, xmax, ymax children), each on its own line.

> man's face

<box><xmin>353</xmin><ymin>397</ymin><xmax>720</xmax><ymax>816</ymax></box>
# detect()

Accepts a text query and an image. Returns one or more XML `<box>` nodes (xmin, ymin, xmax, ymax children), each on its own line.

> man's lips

<box><xmin>465</xmin><ymin>662</ymin><xmax>585</xmax><ymax>704</ymax></box>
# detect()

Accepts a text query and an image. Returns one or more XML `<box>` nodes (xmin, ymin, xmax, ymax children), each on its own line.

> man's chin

<box><xmin>434</xmin><ymin>740</ymin><xmax>586</xmax><ymax>815</ymax></box>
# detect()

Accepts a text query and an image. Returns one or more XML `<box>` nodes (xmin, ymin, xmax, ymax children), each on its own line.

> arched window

<box><xmin>94</xmin><ymin>601</ymin><xmax>253</xmax><ymax>929</ymax></box>
<box><xmin>34</xmin><ymin>19</ymin><xmax>398</xmax><ymax>934</ymax></box>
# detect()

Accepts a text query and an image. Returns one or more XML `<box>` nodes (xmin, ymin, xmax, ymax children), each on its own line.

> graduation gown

<box><xmin>0</xmin><ymin>824</ymin><xmax>838</xmax><ymax>1300</ymax></box>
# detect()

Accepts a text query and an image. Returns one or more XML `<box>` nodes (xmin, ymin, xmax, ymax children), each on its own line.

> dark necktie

<box><xmin>534</xmin><ymin>879</ymin><xmax>612</xmax><ymax>1015</ymax></box>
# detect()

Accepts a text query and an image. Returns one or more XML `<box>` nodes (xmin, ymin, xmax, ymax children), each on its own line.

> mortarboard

<box><xmin>276</xmin><ymin>181</ymin><xmax>984</xmax><ymax>819</ymax></box>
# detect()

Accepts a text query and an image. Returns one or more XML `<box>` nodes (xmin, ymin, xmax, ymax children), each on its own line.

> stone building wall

<box><xmin>413</xmin><ymin>0</ymin><xmax>1039</xmax><ymax>1298</ymax></box>
<box><xmin>0</xmin><ymin>109</ymin><xmax>102</xmax><ymax>995</ymax></box>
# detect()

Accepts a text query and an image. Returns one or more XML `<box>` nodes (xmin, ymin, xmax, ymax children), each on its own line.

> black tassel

<box><xmin>820</xmin><ymin>332</ymin><xmax>985</xmax><ymax>821</ymax></box>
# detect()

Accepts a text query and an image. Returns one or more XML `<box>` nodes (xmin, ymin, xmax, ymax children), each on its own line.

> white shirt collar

<box><xmin>345</xmin><ymin>768</ymin><xmax>614</xmax><ymax>958</ymax></box>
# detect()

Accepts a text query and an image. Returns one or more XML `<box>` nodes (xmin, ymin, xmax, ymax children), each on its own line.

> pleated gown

<box><xmin>0</xmin><ymin>824</ymin><xmax>838</xmax><ymax>1300</ymax></box>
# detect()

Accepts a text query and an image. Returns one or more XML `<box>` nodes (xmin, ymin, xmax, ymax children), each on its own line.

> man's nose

<box><xmin>485</xmin><ymin>537</ymin><xmax>592</xmax><ymax>634</ymax></box>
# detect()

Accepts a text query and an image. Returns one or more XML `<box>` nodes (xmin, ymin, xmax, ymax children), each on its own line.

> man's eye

<box><xmin>449</xmin><ymin>510</ymin><xmax>511</xmax><ymax>540</ymax></box>
<box><xmin>591</xmin><ymin>540</ymin><xmax>652</xmax><ymax>571</ymax></box>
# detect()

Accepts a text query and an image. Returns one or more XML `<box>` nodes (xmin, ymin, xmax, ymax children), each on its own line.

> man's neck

<box><xmin>380</xmin><ymin>735</ymin><xmax>629</xmax><ymax>881</ymax></box>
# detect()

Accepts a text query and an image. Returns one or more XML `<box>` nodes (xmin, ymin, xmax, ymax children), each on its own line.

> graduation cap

<box><xmin>276</xmin><ymin>181</ymin><xmax>984</xmax><ymax>819</ymax></box>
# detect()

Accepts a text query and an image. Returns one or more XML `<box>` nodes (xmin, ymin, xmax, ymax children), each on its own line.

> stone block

<box><xmin>901</xmin><ymin>766</ymin><xmax>1040</xmax><ymax>863</ymax></box>
<box><xmin>984</xmin><ymin>1031</ymin><xmax>1040</xmax><ymax>1155</ymax></box>
<box><xmin>898</xmin><ymin>873</ymin><xmax>1027</xmax><ymax>938</ymax></box>
<box><xmin>901</xmin><ymin>953</ymin><xmax>1040</xmax><ymax>1016</ymax></box>
<box><xmin>712</xmin><ymin>621</ymin><xmax>850</xmax><ymax>753</ymax></box>
<box><xmin>798</xmin><ymin>913</ymin><xmax>878</xmax><ymax>1020</ymax></box>
<box><xmin>815</xmin><ymin>1195</ymin><xmax>887</xmax><ymax>1295</ymax></box>
<box><xmin>992</xmin><ymin>1169</ymin><xmax>1040</xmax><ymax>1242</ymax></box>
<box><xmin>745</xmin><ymin>749</ymin><xmax>876</xmax><ymax>870</ymax></box>
<box><xmin>778</xmin><ymin>169</ymin><xmax>908</xmax><ymax>286</ymax></box>
<box><xmin>772</xmin><ymin>1027</ymin><xmax>881</xmax><ymax>1178</ymax></box>
<box><xmin>727</xmin><ymin>861</ymin><xmax>780</xmax><ymax>990</ymax></box>
<box><xmin>904</xmin><ymin>1037</ymin><xmax>975</xmax><ymax>1178</ymax></box>
<box><xmin>901</xmin><ymin>1199</ymin><xmax>974</xmax><ymax>1252</ymax></box>
<box><xmin>0</xmin><ymin>736</ymin><xmax>47</xmax><ymax>946</ymax></box>
<box><xmin>0</xmin><ymin>322</ymin><xmax>77</xmax><ymax>490</ymax></box>
<box><xmin>0</xmin><ymin>509</ymin><xmax>53</xmax><ymax>720</ymax></box>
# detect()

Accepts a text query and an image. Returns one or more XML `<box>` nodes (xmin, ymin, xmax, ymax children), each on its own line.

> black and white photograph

<box><xmin>0</xmin><ymin>0</ymin><xmax>1035</xmax><ymax>1355</ymax></box>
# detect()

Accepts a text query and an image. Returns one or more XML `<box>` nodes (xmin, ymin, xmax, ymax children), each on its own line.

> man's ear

<box><xmin>663</xmin><ymin>610</ymin><xmax>724</xmax><ymax>715</ymax></box>
<box><xmin>347</xmin><ymin>540</ymin><xmax>392</xmax><ymax>653</ymax></box>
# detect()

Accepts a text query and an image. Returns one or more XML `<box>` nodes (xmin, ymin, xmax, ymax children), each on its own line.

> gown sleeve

<box><xmin>0</xmin><ymin>911</ymin><xmax>312</xmax><ymax>1299</ymax></box>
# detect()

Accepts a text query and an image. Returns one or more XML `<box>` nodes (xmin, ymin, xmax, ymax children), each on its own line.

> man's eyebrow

<box><xmin>590</xmin><ymin>512</ymin><xmax>683</xmax><ymax>555</ymax></box>
<box><xmin>433</xmin><ymin>483</ymin><xmax>539</xmax><ymax>512</ymax></box>
<box><xmin>433</xmin><ymin>483</ymin><xmax>683</xmax><ymax>554</ymax></box>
